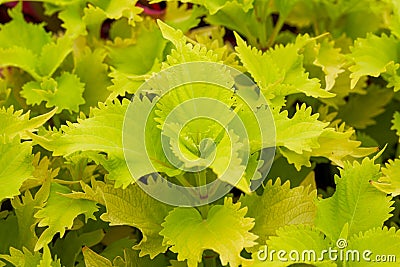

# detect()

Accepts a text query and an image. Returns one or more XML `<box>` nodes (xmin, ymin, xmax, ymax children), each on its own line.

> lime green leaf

<box><xmin>34</xmin><ymin>183</ymin><xmax>98</xmax><ymax>251</ymax></box>
<box><xmin>107</xmin><ymin>68</ymin><xmax>151</xmax><ymax>97</ymax></box>
<box><xmin>123</xmin><ymin>95</ymin><xmax>182</xmax><ymax>179</ymax></box>
<box><xmin>82</xmin><ymin>4</ymin><xmax>108</xmax><ymax>37</ymax></box>
<box><xmin>320</xmin><ymin>70</ymin><xmax>367</xmax><ymax>109</ymax></box>
<box><xmin>0</xmin><ymin>138</ymin><xmax>33</xmax><ymax>201</ymax></box>
<box><xmin>0</xmin><ymin>6</ymin><xmax>52</xmax><ymax>55</ymax></box>
<box><xmin>32</xmin><ymin>100</ymin><xmax>126</xmax><ymax>157</ymax></box>
<box><xmin>370</xmin><ymin>158</ymin><xmax>400</xmax><ymax>196</ymax></box>
<box><xmin>205</xmin><ymin>2</ymin><xmax>262</xmax><ymax>47</ymax></box>
<box><xmin>22</xmin><ymin>72</ymin><xmax>85</xmax><ymax>113</ymax></box>
<box><xmin>277</xmin><ymin>107</ymin><xmax>377</xmax><ymax>170</ymax></box>
<box><xmin>240</xmin><ymin>179</ymin><xmax>317</xmax><ymax>253</ymax></box>
<box><xmin>58</xmin><ymin>3</ymin><xmax>87</xmax><ymax>37</ymax></box>
<box><xmin>0</xmin><ymin>245</ymin><xmax>60</xmax><ymax>266</ymax></box>
<box><xmin>274</xmin><ymin>0</ymin><xmax>301</xmax><ymax>18</ymax></box>
<box><xmin>252</xmin><ymin>225</ymin><xmax>335</xmax><ymax>266</ymax></box>
<box><xmin>160</xmin><ymin>198</ymin><xmax>257</xmax><ymax>267</ymax></box>
<box><xmin>310</xmin><ymin>124</ymin><xmax>377</xmax><ymax>168</ymax></box>
<box><xmin>106</xmin><ymin>19</ymin><xmax>166</xmax><ymax>77</ymax></box>
<box><xmin>92</xmin><ymin>0</ymin><xmax>143</xmax><ymax>25</ymax></box>
<box><xmin>163</xmin><ymin>2</ymin><xmax>204</xmax><ymax>32</ymax></box>
<box><xmin>100</xmin><ymin>237</ymin><xmax>136</xmax><ymax>261</ymax></box>
<box><xmin>56</xmin><ymin>0</ymin><xmax>142</xmax><ymax>37</ymax></box>
<box><xmin>349</xmin><ymin>33</ymin><xmax>400</xmax><ymax>89</ymax></box>
<box><xmin>235</xmin><ymin>33</ymin><xmax>333</xmax><ymax>107</ymax></box>
<box><xmin>100</xmin><ymin>183</ymin><xmax>173</xmax><ymax>258</ymax></box>
<box><xmin>0</xmin><ymin>105</ymin><xmax>56</xmax><ymax>140</ymax></box>
<box><xmin>84</xmin><ymin>245</ymin><xmax>168</xmax><ymax>267</ymax></box>
<box><xmin>0</xmin><ymin>5</ymin><xmax>71</xmax><ymax>80</ymax></box>
<box><xmin>30</xmin><ymin>100</ymin><xmax>133</xmax><ymax>187</ymax></box>
<box><xmin>274</xmin><ymin>104</ymin><xmax>329</xmax><ymax>154</ymax></box>
<box><xmin>392</xmin><ymin>111</ymin><xmax>400</xmax><ymax>138</ymax></box>
<box><xmin>11</xmin><ymin>181</ymin><xmax>50</xmax><ymax>251</ymax></box>
<box><xmin>37</xmin><ymin>36</ymin><xmax>73</xmax><ymax>77</ymax></box>
<box><xmin>313</xmin><ymin>39</ymin><xmax>346</xmax><ymax>91</ymax></box>
<box><xmin>152</xmin><ymin>81</ymin><xmax>252</xmax><ymax>189</ymax></box>
<box><xmin>20</xmin><ymin>153</ymin><xmax>59</xmax><ymax>192</ymax></box>
<box><xmin>158</xmin><ymin>20</ymin><xmax>237</xmax><ymax>67</ymax></box>
<box><xmin>0</xmin><ymin>247</ymin><xmax>42</xmax><ymax>267</ymax></box>
<box><xmin>39</xmin><ymin>246</ymin><xmax>61</xmax><ymax>267</ymax></box>
<box><xmin>82</xmin><ymin>246</ymin><xmax>113</xmax><ymax>267</ymax></box>
<box><xmin>337</xmin><ymin>85</ymin><xmax>394</xmax><ymax>129</ymax></box>
<box><xmin>347</xmin><ymin>227</ymin><xmax>400</xmax><ymax>267</ymax></box>
<box><xmin>189</xmin><ymin>26</ymin><xmax>242</xmax><ymax>70</ymax></box>
<box><xmin>74</xmin><ymin>47</ymin><xmax>112</xmax><ymax>112</ymax></box>
<box><xmin>152</xmin><ymin>0</ymin><xmax>253</xmax><ymax>15</ymax></box>
<box><xmin>114</xmin><ymin>248</ymin><xmax>170</xmax><ymax>267</ymax></box>
<box><xmin>53</xmin><ymin>229</ymin><xmax>105</xmax><ymax>267</ymax></box>
<box><xmin>315</xmin><ymin>158</ymin><xmax>394</xmax><ymax>241</ymax></box>
<box><xmin>0</xmin><ymin>47</ymin><xmax>40</xmax><ymax>80</ymax></box>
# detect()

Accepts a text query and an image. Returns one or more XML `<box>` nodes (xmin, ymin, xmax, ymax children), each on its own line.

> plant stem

<box><xmin>203</xmin><ymin>250</ymin><xmax>218</xmax><ymax>267</ymax></box>
<box><xmin>266</xmin><ymin>14</ymin><xmax>286</xmax><ymax>48</ymax></box>
<box><xmin>195</xmin><ymin>169</ymin><xmax>209</xmax><ymax>218</ymax></box>
<box><xmin>175</xmin><ymin>174</ymin><xmax>193</xmax><ymax>188</ymax></box>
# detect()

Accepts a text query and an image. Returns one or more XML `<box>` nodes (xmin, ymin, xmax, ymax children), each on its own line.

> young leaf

<box><xmin>99</xmin><ymin>183</ymin><xmax>173</xmax><ymax>258</ymax></box>
<box><xmin>160</xmin><ymin>198</ymin><xmax>257</xmax><ymax>267</ymax></box>
<box><xmin>34</xmin><ymin>183</ymin><xmax>98</xmax><ymax>251</ymax></box>
<box><xmin>22</xmin><ymin>72</ymin><xmax>85</xmax><ymax>113</ymax></box>
<box><xmin>315</xmin><ymin>158</ymin><xmax>394</xmax><ymax>241</ymax></box>
<box><xmin>239</xmin><ymin>179</ymin><xmax>317</xmax><ymax>253</ymax></box>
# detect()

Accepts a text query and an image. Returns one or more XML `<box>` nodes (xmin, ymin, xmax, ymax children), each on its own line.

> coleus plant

<box><xmin>0</xmin><ymin>0</ymin><xmax>399</xmax><ymax>266</ymax></box>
